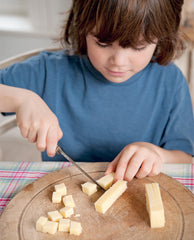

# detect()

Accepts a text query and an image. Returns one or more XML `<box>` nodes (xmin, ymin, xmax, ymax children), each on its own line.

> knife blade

<box><xmin>56</xmin><ymin>146</ymin><xmax>105</xmax><ymax>191</ymax></box>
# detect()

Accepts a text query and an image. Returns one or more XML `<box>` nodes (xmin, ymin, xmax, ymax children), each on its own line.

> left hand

<box><xmin>105</xmin><ymin>142</ymin><xmax>163</xmax><ymax>182</ymax></box>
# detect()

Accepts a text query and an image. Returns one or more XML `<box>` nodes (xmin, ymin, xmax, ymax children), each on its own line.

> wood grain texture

<box><xmin>0</xmin><ymin>162</ymin><xmax>193</xmax><ymax>240</ymax></box>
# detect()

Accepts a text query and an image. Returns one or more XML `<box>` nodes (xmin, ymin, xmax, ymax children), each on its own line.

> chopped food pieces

<box><xmin>63</xmin><ymin>195</ymin><xmax>75</xmax><ymax>207</ymax></box>
<box><xmin>81</xmin><ymin>182</ymin><xmax>97</xmax><ymax>196</ymax></box>
<box><xmin>42</xmin><ymin>221</ymin><xmax>58</xmax><ymax>234</ymax></box>
<box><xmin>52</xmin><ymin>191</ymin><xmax>62</xmax><ymax>203</ymax></box>
<box><xmin>58</xmin><ymin>219</ymin><xmax>70</xmax><ymax>232</ymax></box>
<box><xmin>36</xmin><ymin>216</ymin><xmax>48</xmax><ymax>232</ymax></box>
<box><xmin>60</xmin><ymin>206</ymin><xmax>74</xmax><ymax>218</ymax></box>
<box><xmin>70</xmin><ymin>221</ymin><xmax>82</xmax><ymax>236</ymax></box>
<box><xmin>36</xmin><ymin>181</ymin><xmax>82</xmax><ymax>236</ymax></box>
<box><xmin>48</xmin><ymin>210</ymin><xmax>63</xmax><ymax>222</ymax></box>
<box><xmin>95</xmin><ymin>180</ymin><xmax>127</xmax><ymax>214</ymax></box>
<box><xmin>54</xmin><ymin>183</ymin><xmax>67</xmax><ymax>196</ymax></box>
<box><xmin>145</xmin><ymin>183</ymin><xmax>165</xmax><ymax>228</ymax></box>
<box><xmin>97</xmin><ymin>173</ymin><xmax>115</xmax><ymax>190</ymax></box>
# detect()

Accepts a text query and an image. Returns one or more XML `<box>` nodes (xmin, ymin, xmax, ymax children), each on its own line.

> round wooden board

<box><xmin>0</xmin><ymin>162</ymin><xmax>194</xmax><ymax>240</ymax></box>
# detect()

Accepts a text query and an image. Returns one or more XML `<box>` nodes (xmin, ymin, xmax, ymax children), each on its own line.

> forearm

<box><xmin>157</xmin><ymin>147</ymin><xmax>192</xmax><ymax>164</ymax></box>
<box><xmin>0</xmin><ymin>83</ymin><xmax>31</xmax><ymax>113</ymax></box>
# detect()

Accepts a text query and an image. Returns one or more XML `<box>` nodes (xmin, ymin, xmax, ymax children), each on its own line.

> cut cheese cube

<box><xmin>58</xmin><ymin>219</ymin><xmax>70</xmax><ymax>232</ymax></box>
<box><xmin>42</xmin><ymin>221</ymin><xmax>58</xmax><ymax>234</ymax></box>
<box><xmin>60</xmin><ymin>206</ymin><xmax>74</xmax><ymax>218</ymax></box>
<box><xmin>70</xmin><ymin>221</ymin><xmax>82</xmax><ymax>236</ymax></box>
<box><xmin>48</xmin><ymin>210</ymin><xmax>63</xmax><ymax>222</ymax></box>
<box><xmin>81</xmin><ymin>182</ymin><xmax>97</xmax><ymax>196</ymax></box>
<box><xmin>36</xmin><ymin>216</ymin><xmax>48</xmax><ymax>232</ymax></box>
<box><xmin>145</xmin><ymin>183</ymin><xmax>165</xmax><ymax>228</ymax></box>
<box><xmin>52</xmin><ymin>191</ymin><xmax>62</xmax><ymax>203</ymax></box>
<box><xmin>63</xmin><ymin>195</ymin><xmax>75</xmax><ymax>207</ymax></box>
<box><xmin>54</xmin><ymin>183</ymin><xmax>67</xmax><ymax>196</ymax></box>
<box><xmin>97</xmin><ymin>173</ymin><xmax>115</xmax><ymax>190</ymax></box>
<box><xmin>95</xmin><ymin>180</ymin><xmax>127</xmax><ymax>214</ymax></box>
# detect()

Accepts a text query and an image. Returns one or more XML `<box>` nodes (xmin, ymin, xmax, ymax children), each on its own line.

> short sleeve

<box><xmin>0</xmin><ymin>52</ymin><xmax>47</xmax><ymax>98</ymax></box>
<box><xmin>160</xmin><ymin>72</ymin><xmax>194</xmax><ymax>156</ymax></box>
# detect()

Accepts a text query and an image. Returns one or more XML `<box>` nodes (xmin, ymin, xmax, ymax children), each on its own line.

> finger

<box><xmin>46</xmin><ymin>126</ymin><xmax>59</xmax><ymax>157</ymax></box>
<box><xmin>36</xmin><ymin>127</ymin><xmax>47</xmax><ymax>152</ymax></box>
<box><xmin>20</xmin><ymin>127</ymin><xmax>29</xmax><ymax>139</ymax></box>
<box><xmin>124</xmin><ymin>153</ymin><xmax>142</xmax><ymax>181</ymax></box>
<box><xmin>27</xmin><ymin>126</ymin><xmax>38</xmax><ymax>143</ymax></box>
<box><xmin>58</xmin><ymin>127</ymin><xmax>63</xmax><ymax>140</ymax></box>
<box><xmin>17</xmin><ymin>120</ymin><xmax>30</xmax><ymax>138</ymax></box>
<box><xmin>148</xmin><ymin>160</ymin><xmax>162</xmax><ymax>177</ymax></box>
<box><xmin>114</xmin><ymin>149</ymin><xmax>134</xmax><ymax>181</ymax></box>
<box><xmin>135</xmin><ymin>159</ymin><xmax>153</xmax><ymax>179</ymax></box>
<box><xmin>105</xmin><ymin>152</ymin><xmax>121</xmax><ymax>175</ymax></box>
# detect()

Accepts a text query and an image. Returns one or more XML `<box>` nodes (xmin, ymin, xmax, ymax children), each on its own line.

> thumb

<box><xmin>105</xmin><ymin>163</ymin><xmax>115</xmax><ymax>175</ymax></box>
<box><xmin>58</xmin><ymin>127</ymin><xmax>63</xmax><ymax>140</ymax></box>
<box><xmin>105</xmin><ymin>154</ymin><xmax>120</xmax><ymax>175</ymax></box>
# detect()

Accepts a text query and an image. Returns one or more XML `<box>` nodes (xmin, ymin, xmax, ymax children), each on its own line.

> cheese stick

<box><xmin>95</xmin><ymin>180</ymin><xmax>127</xmax><ymax>214</ymax></box>
<box><xmin>145</xmin><ymin>183</ymin><xmax>165</xmax><ymax>228</ymax></box>
<box><xmin>97</xmin><ymin>173</ymin><xmax>115</xmax><ymax>190</ymax></box>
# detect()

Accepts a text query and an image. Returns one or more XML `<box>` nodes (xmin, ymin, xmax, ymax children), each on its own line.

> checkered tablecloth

<box><xmin>0</xmin><ymin>162</ymin><xmax>193</xmax><ymax>214</ymax></box>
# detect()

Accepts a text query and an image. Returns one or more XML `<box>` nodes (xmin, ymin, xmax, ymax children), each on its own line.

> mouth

<box><xmin>106</xmin><ymin>68</ymin><xmax>127</xmax><ymax>77</ymax></box>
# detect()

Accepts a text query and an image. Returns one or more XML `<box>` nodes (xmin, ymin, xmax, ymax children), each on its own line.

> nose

<box><xmin>109</xmin><ymin>48</ymin><xmax>129</xmax><ymax>67</ymax></box>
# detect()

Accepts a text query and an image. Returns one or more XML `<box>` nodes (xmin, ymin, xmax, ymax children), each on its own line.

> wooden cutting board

<box><xmin>0</xmin><ymin>162</ymin><xmax>193</xmax><ymax>240</ymax></box>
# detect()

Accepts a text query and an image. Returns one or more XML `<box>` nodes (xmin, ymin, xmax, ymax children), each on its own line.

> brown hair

<box><xmin>60</xmin><ymin>0</ymin><xmax>185</xmax><ymax>65</ymax></box>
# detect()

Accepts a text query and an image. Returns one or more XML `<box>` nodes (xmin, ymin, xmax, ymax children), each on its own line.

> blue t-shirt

<box><xmin>1</xmin><ymin>50</ymin><xmax>194</xmax><ymax>161</ymax></box>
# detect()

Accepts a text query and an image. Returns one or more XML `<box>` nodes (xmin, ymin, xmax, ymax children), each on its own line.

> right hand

<box><xmin>16</xmin><ymin>91</ymin><xmax>63</xmax><ymax>157</ymax></box>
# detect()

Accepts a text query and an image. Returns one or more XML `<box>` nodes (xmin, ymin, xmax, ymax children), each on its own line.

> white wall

<box><xmin>0</xmin><ymin>32</ymin><xmax>56</xmax><ymax>61</ymax></box>
<box><xmin>0</xmin><ymin>0</ymin><xmax>72</xmax><ymax>61</ymax></box>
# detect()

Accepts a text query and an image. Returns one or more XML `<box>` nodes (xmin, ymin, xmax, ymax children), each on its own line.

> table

<box><xmin>0</xmin><ymin>162</ymin><xmax>193</xmax><ymax>215</ymax></box>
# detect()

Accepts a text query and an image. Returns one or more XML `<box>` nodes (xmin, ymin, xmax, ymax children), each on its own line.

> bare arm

<box><xmin>0</xmin><ymin>84</ymin><xmax>63</xmax><ymax>156</ymax></box>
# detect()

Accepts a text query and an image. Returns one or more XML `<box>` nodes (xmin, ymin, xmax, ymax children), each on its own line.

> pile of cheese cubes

<box><xmin>36</xmin><ymin>183</ymin><xmax>82</xmax><ymax>236</ymax></box>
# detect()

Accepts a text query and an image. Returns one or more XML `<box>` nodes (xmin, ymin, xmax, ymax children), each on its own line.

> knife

<box><xmin>56</xmin><ymin>146</ymin><xmax>105</xmax><ymax>191</ymax></box>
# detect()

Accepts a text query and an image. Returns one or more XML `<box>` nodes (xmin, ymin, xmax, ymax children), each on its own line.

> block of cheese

<box><xmin>48</xmin><ymin>210</ymin><xmax>63</xmax><ymax>222</ymax></box>
<box><xmin>97</xmin><ymin>173</ymin><xmax>115</xmax><ymax>190</ymax></box>
<box><xmin>145</xmin><ymin>183</ymin><xmax>165</xmax><ymax>228</ymax></box>
<box><xmin>60</xmin><ymin>206</ymin><xmax>74</xmax><ymax>218</ymax></box>
<box><xmin>70</xmin><ymin>221</ymin><xmax>82</xmax><ymax>236</ymax></box>
<box><xmin>74</xmin><ymin>214</ymin><xmax>81</xmax><ymax>217</ymax></box>
<box><xmin>95</xmin><ymin>180</ymin><xmax>127</xmax><ymax>214</ymax></box>
<box><xmin>58</xmin><ymin>218</ymin><xmax>70</xmax><ymax>232</ymax></box>
<box><xmin>36</xmin><ymin>216</ymin><xmax>48</xmax><ymax>232</ymax></box>
<box><xmin>52</xmin><ymin>191</ymin><xmax>62</xmax><ymax>203</ymax></box>
<box><xmin>42</xmin><ymin>221</ymin><xmax>58</xmax><ymax>234</ymax></box>
<box><xmin>63</xmin><ymin>195</ymin><xmax>75</xmax><ymax>207</ymax></box>
<box><xmin>81</xmin><ymin>182</ymin><xmax>97</xmax><ymax>196</ymax></box>
<box><xmin>54</xmin><ymin>183</ymin><xmax>67</xmax><ymax>196</ymax></box>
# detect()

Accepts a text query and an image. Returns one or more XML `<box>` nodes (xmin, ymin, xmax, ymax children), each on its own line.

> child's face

<box><xmin>86</xmin><ymin>33</ymin><xmax>157</xmax><ymax>83</ymax></box>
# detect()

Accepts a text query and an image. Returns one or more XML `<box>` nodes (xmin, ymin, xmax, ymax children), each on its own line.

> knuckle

<box><xmin>124</xmin><ymin>175</ymin><xmax>133</xmax><ymax>182</ymax></box>
<box><xmin>131</xmin><ymin>161</ymin><xmax>141</xmax><ymax>170</ymax></box>
<box><xmin>152</xmin><ymin>169</ymin><xmax>160</xmax><ymax>176</ymax></box>
<box><xmin>150</xmin><ymin>168</ymin><xmax>160</xmax><ymax>176</ymax></box>
<box><xmin>20</xmin><ymin>126</ymin><xmax>29</xmax><ymax>137</ymax></box>
<box><xmin>31</xmin><ymin>121</ymin><xmax>39</xmax><ymax>130</ymax></box>
<box><xmin>141</xmin><ymin>168</ymin><xmax>150</xmax><ymax>176</ymax></box>
<box><xmin>28</xmin><ymin>137</ymin><xmax>36</xmax><ymax>143</ymax></box>
<box><xmin>36</xmin><ymin>143</ymin><xmax>46</xmax><ymax>152</ymax></box>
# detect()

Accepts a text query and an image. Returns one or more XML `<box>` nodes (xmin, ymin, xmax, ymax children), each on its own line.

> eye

<box><xmin>96</xmin><ymin>41</ymin><xmax>111</xmax><ymax>48</ymax></box>
<box><xmin>132</xmin><ymin>46</ymin><xmax>146</xmax><ymax>51</ymax></box>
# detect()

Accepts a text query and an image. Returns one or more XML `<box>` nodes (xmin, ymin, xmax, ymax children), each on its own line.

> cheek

<box><xmin>134</xmin><ymin>50</ymin><xmax>154</xmax><ymax>69</ymax></box>
<box><xmin>88</xmin><ymin>47</ymin><xmax>105</xmax><ymax>67</ymax></box>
